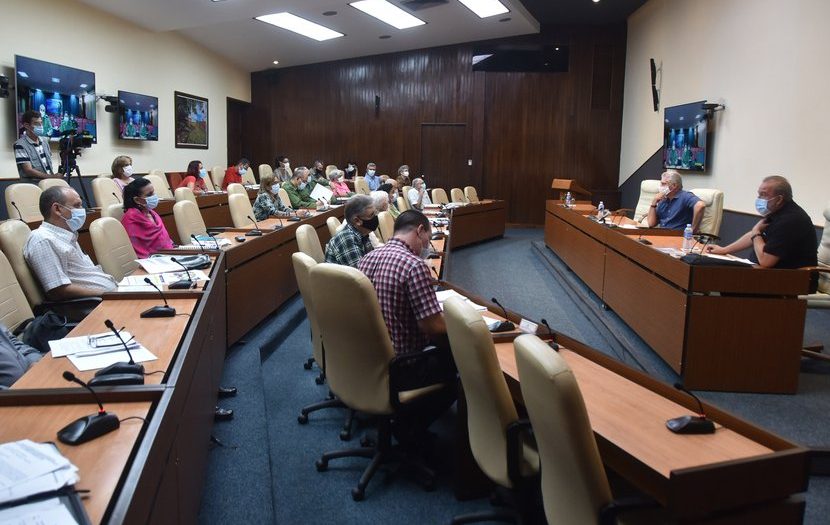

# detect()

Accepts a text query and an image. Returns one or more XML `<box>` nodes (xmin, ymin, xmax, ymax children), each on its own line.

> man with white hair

<box><xmin>407</xmin><ymin>177</ymin><xmax>432</xmax><ymax>210</ymax></box>
<box><xmin>646</xmin><ymin>169</ymin><xmax>705</xmax><ymax>231</ymax></box>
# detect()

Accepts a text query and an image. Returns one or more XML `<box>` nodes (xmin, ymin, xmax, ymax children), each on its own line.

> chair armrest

<box><xmin>599</xmin><ymin>496</ymin><xmax>661</xmax><ymax>525</ymax></box>
<box><xmin>506</xmin><ymin>419</ymin><xmax>538</xmax><ymax>486</ymax></box>
<box><xmin>37</xmin><ymin>297</ymin><xmax>102</xmax><ymax>323</ymax></box>
<box><xmin>800</xmin><ymin>266</ymin><xmax>830</xmax><ymax>274</ymax></box>
<box><xmin>388</xmin><ymin>347</ymin><xmax>456</xmax><ymax>410</ymax></box>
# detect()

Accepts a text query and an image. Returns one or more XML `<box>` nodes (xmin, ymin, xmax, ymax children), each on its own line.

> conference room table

<box><xmin>543</xmin><ymin>200</ymin><xmax>811</xmax><ymax>393</ymax></box>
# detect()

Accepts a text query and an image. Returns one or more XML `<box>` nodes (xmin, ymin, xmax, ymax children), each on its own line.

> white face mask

<box><xmin>659</xmin><ymin>183</ymin><xmax>670</xmax><ymax>195</ymax></box>
<box><xmin>239</xmin><ymin>167</ymin><xmax>247</xmax><ymax>175</ymax></box>
<box><xmin>123</xmin><ymin>165</ymin><xmax>134</xmax><ymax>177</ymax></box>
<box><xmin>402</xmin><ymin>170</ymin><xmax>409</xmax><ymax>177</ymax></box>
<box><xmin>367</xmin><ymin>170</ymin><xmax>375</xmax><ymax>176</ymax></box>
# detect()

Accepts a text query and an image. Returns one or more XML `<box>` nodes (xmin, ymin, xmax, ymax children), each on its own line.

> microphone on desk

<box><xmin>169</xmin><ymin>257</ymin><xmax>195</xmax><ymax>289</ymax></box>
<box><xmin>10</xmin><ymin>201</ymin><xmax>24</xmax><ymax>221</ymax></box>
<box><xmin>246</xmin><ymin>215</ymin><xmax>263</xmax><ymax>236</ymax></box>
<box><xmin>92</xmin><ymin>319</ymin><xmax>146</xmax><ymax>380</ymax></box>
<box><xmin>58</xmin><ymin>371</ymin><xmax>121</xmax><ymax>445</ymax></box>
<box><xmin>612</xmin><ymin>208</ymin><xmax>633</xmax><ymax>226</ymax></box>
<box><xmin>539</xmin><ymin>318</ymin><xmax>560</xmax><ymax>351</ymax></box>
<box><xmin>273</xmin><ymin>214</ymin><xmax>285</xmax><ymax>230</ymax></box>
<box><xmin>426</xmin><ymin>240</ymin><xmax>441</xmax><ymax>259</ymax></box>
<box><xmin>111</xmin><ymin>192</ymin><xmax>121</xmax><ymax>203</ymax></box>
<box><xmin>140</xmin><ymin>277</ymin><xmax>177</xmax><ymax>318</ymax></box>
<box><xmin>190</xmin><ymin>234</ymin><xmax>206</xmax><ymax>252</ymax></box>
<box><xmin>489</xmin><ymin>297</ymin><xmax>516</xmax><ymax>333</ymax></box>
<box><xmin>666</xmin><ymin>383</ymin><xmax>716</xmax><ymax>435</ymax></box>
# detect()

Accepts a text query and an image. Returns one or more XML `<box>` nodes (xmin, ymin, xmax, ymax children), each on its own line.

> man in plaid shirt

<box><xmin>325</xmin><ymin>195</ymin><xmax>377</xmax><ymax>267</ymax></box>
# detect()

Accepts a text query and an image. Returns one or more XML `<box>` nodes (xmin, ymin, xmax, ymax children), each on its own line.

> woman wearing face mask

<box><xmin>222</xmin><ymin>158</ymin><xmax>251</xmax><ymax>191</ymax></box>
<box><xmin>121</xmin><ymin>178</ymin><xmax>174</xmax><ymax>258</ymax></box>
<box><xmin>178</xmin><ymin>160</ymin><xmax>208</xmax><ymax>196</ymax></box>
<box><xmin>397</xmin><ymin>165</ymin><xmax>412</xmax><ymax>187</ymax></box>
<box><xmin>274</xmin><ymin>155</ymin><xmax>292</xmax><ymax>183</ymax></box>
<box><xmin>328</xmin><ymin>169</ymin><xmax>354</xmax><ymax>202</ymax></box>
<box><xmin>342</xmin><ymin>160</ymin><xmax>358</xmax><ymax>180</ymax></box>
<box><xmin>252</xmin><ymin>172</ymin><xmax>298</xmax><ymax>221</ymax></box>
<box><xmin>110</xmin><ymin>155</ymin><xmax>135</xmax><ymax>196</ymax></box>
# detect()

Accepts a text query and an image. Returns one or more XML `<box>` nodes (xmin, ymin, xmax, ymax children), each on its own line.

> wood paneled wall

<box><xmin>250</xmin><ymin>25</ymin><xmax>627</xmax><ymax>224</ymax></box>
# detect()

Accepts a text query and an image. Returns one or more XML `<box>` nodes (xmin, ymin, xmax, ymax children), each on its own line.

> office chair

<box><xmin>376</xmin><ymin>211</ymin><xmax>394</xmax><ymax>244</ymax></box>
<box><xmin>0</xmin><ymin>249</ymin><xmax>36</xmax><ymax>333</ymax></box>
<box><xmin>354</xmin><ymin>177</ymin><xmax>371</xmax><ymax>195</ymax></box>
<box><xmin>144</xmin><ymin>174</ymin><xmax>173</xmax><ymax>199</ymax></box>
<box><xmin>689</xmin><ymin>188</ymin><xmax>724</xmax><ymax>236</ymax></box>
<box><xmin>89</xmin><ymin>217</ymin><xmax>140</xmax><ymax>281</ymax></box>
<box><xmin>515</xmin><ymin>335</ymin><xmax>661</xmax><ymax>525</ymax></box>
<box><xmin>325</xmin><ymin>165</ymin><xmax>338</xmax><ymax>177</ymax></box>
<box><xmin>309</xmin><ymin>263</ymin><xmax>454</xmax><ymax>500</ymax></box>
<box><xmin>91</xmin><ymin>177</ymin><xmax>121</xmax><ymax>209</ymax></box>
<box><xmin>800</xmin><ymin>201</ymin><xmax>830</xmax><ymax>361</ymax></box>
<box><xmin>241</xmin><ymin>167</ymin><xmax>257</xmax><ymax>186</ymax></box>
<box><xmin>38</xmin><ymin>178</ymin><xmax>70</xmax><ymax>191</ymax></box>
<box><xmin>5</xmin><ymin>184</ymin><xmax>43</xmax><ymax>222</ymax></box>
<box><xmin>444</xmin><ymin>297</ymin><xmax>541</xmax><ymax>524</ymax></box>
<box><xmin>397</xmin><ymin>195</ymin><xmax>411</xmax><ymax>212</ymax></box>
<box><xmin>432</xmin><ymin>188</ymin><xmax>449</xmax><ymax>206</ymax></box>
<box><xmin>228</xmin><ymin>193</ymin><xmax>256</xmax><ymax>228</ymax></box>
<box><xmin>174</xmin><ymin>186</ymin><xmax>197</xmax><ymax>204</ymax></box>
<box><xmin>173</xmin><ymin>199</ymin><xmax>208</xmax><ymax>243</ymax></box>
<box><xmin>211</xmin><ymin>166</ymin><xmax>225</xmax><ymax>190</ymax></box>
<box><xmin>326</xmin><ymin>217</ymin><xmax>341</xmax><ymax>239</ymax></box>
<box><xmin>200</xmin><ymin>169</ymin><xmax>216</xmax><ymax>192</ymax></box>
<box><xmin>277</xmin><ymin>188</ymin><xmax>293</xmax><ymax>209</ymax></box>
<box><xmin>451</xmin><ymin>187</ymin><xmax>465</xmax><ymax>203</ymax></box>
<box><xmin>226</xmin><ymin>183</ymin><xmax>247</xmax><ymax>196</ymax></box>
<box><xmin>0</xmin><ymin>220</ymin><xmax>100</xmax><ymax>322</ymax></box>
<box><xmin>100</xmin><ymin>202</ymin><xmax>125</xmax><ymax>221</ymax></box>
<box><xmin>464</xmin><ymin>186</ymin><xmax>480</xmax><ymax>204</ymax></box>
<box><xmin>296</xmin><ymin>224</ymin><xmax>324</xmax><ymax>263</ymax></box>
<box><xmin>633</xmin><ymin>180</ymin><xmax>660</xmax><ymax>224</ymax></box>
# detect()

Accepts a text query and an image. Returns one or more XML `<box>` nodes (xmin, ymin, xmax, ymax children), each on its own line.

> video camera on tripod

<box><xmin>58</xmin><ymin>129</ymin><xmax>93</xmax><ymax>173</ymax></box>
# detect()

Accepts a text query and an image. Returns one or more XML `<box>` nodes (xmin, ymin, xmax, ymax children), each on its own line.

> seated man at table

<box><xmin>407</xmin><ymin>178</ymin><xmax>432</xmax><ymax>210</ymax></box>
<box><xmin>646</xmin><ymin>170</ymin><xmax>705</xmax><ymax>231</ymax></box>
<box><xmin>325</xmin><ymin>195</ymin><xmax>376</xmax><ymax>267</ymax></box>
<box><xmin>121</xmin><ymin>178</ymin><xmax>175</xmax><ymax>258</ymax></box>
<box><xmin>281</xmin><ymin>167</ymin><xmax>318</xmax><ymax>210</ymax></box>
<box><xmin>0</xmin><ymin>322</ymin><xmax>41</xmax><ymax>388</ymax></box>
<box><xmin>222</xmin><ymin>157</ymin><xmax>250</xmax><ymax>191</ymax></box>
<box><xmin>24</xmin><ymin>187</ymin><xmax>118</xmax><ymax>300</ymax></box>
<box><xmin>364</xmin><ymin>162</ymin><xmax>381</xmax><ymax>191</ymax></box>
<box><xmin>708</xmin><ymin>175</ymin><xmax>818</xmax><ymax>289</ymax></box>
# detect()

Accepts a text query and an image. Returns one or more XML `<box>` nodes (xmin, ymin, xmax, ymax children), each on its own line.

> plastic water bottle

<box><xmin>565</xmin><ymin>192</ymin><xmax>573</xmax><ymax>208</ymax></box>
<box><xmin>597</xmin><ymin>201</ymin><xmax>605</xmax><ymax>216</ymax></box>
<box><xmin>682</xmin><ymin>224</ymin><xmax>694</xmax><ymax>253</ymax></box>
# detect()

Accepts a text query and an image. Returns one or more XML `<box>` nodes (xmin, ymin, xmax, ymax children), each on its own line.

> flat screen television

<box><xmin>118</xmin><ymin>90</ymin><xmax>158</xmax><ymax>141</ymax></box>
<box><xmin>663</xmin><ymin>100</ymin><xmax>708</xmax><ymax>171</ymax></box>
<box><xmin>14</xmin><ymin>55</ymin><xmax>97</xmax><ymax>143</ymax></box>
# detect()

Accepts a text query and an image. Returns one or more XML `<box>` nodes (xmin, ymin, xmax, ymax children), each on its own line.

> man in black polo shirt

<box><xmin>708</xmin><ymin>175</ymin><xmax>817</xmax><ymax>289</ymax></box>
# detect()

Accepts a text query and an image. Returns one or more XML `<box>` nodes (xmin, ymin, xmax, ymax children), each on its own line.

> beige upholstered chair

<box><xmin>277</xmin><ymin>188</ymin><xmax>293</xmax><ymax>209</ymax></box>
<box><xmin>144</xmin><ymin>174</ymin><xmax>173</xmax><ymax>199</ymax></box>
<box><xmin>211</xmin><ymin>166</ymin><xmax>225</xmax><ymax>190</ymax></box>
<box><xmin>202</xmin><ymin>170</ymin><xmax>216</xmax><ymax>192</ymax></box>
<box><xmin>634</xmin><ymin>179</ymin><xmax>661</xmax><ymax>224</ymax></box>
<box><xmin>174</xmin><ymin>186</ymin><xmax>197</xmax><ymax>204</ymax></box>
<box><xmin>689</xmin><ymin>188</ymin><xmax>724</xmax><ymax>236</ymax></box>
<box><xmin>173</xmin><ymin>200</ymin><xmax>208</xmax><ymax>242</ymax></box>
<box><xmin>37</xmin><ymin>178</ymin><xmax>69</xmax><ymax>191</ymax></box>
<box><xmin>402</xmin><ymin>185</ymin><xmax>412</xmax><ymax>199</ymax></box>
<box><xmin>354</xmin><ymin>177</ymin><xmax>370</xmax><ymax>195</ymax></box>
<box><xmin>431</xmin><ymin>188</ymin><xmax>449</xmax><ymax>206</ymax></box>
<box><xmin>228</xmin><ymin>193</ymin><xmax>256</xmax><ymax>228</ymax></box>
<box><xmin>89</xmin><ymin>217</ymin><xmax>139</xmax><ymax>281</ymax></box>
<box><xmin>0</xmin><ymin>220</ymin><xmax>46</xmax><ymax>308</ymax></box>
<box><xmin>5</xmin><ymin>184</ymin><xmax>43</xmax><ymax>221</ymax></box>
<box><xmin>241</xmin><ymin>167</ymin><xmax>257</xmax><ymax>186</ymax></box>
<box><xmin>326</xmin><ymin>216</ymin><xmax>341</xmax><ymax>238</ymax></box>
<box><xmin>377</xmin><ymin>211</ymin><xmax>394</xmax><ymax>244</ymax></box>
<box><xmin>450</xmin><ymin>187</ymin><xmax>465</xmax><ymax>203</ymax></box>
<box><xmin>0</xmin><ymin>249</ymin><xmax>35</xmax><ymax>332</ymax></box>
<box><xmin>325</xmin><ymin>165</ymin><xmax>338</xmax><ymax>177</ymax></box>
<box><xmin>397</xmin><ymin>196</ymin><xmax>411</xmax><ymax>212</ymax></box>
<box><xmin>296</xmin><ymin>224</ymin><xmax>324</xmax><ymax>263</ymax></box>
<box><xmin>226</xmin><ymin>183</ymin><xmax>247</xmax><ymax>196</ymax></box>
<box><xmin>148</xmin><ymin>169</ymin><xmax>165</xmax><ymax>178</ymax></box>
<box><xmin>101</xmin><ymin>203</ymin><xmax>125</xmax><ymax>222</ymax></box>
<box><xmin>802</xmin><ymin>201</ymin><xmax>830</xmax><ymax>308</ymax></box>
<box><xmin>91</xmin><ymin>177</ymin><xmax>121</xmax><ymax>210</ymax></box>
<box><xmin>258</xmin><ymin>164</ymin><xmax>274</xmax><ymax>182</ymax></box>
<box><xmin>444</xmin><ymin>298</ymin><xmax>540</xmax><ymax>522</ymax></box>
<box><xmin>464</xmin><ymin>186</ymin><xmax>480</xmax><ymax>203</ymax></box>
<box><xmin>308</xmin><ymin>263</ymin><xmax>447</xmax><ymax>500</ymax></box>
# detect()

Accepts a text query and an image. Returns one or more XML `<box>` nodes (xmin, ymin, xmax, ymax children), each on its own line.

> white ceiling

<box><xmin>78</xmin><ymin>0</ymin><xmax>540</xmax><ymax>72</ymax></box>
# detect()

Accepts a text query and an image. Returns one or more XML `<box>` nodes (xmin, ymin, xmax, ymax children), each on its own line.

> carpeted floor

<box><xmin>200</xmin><ymin>228</ymin><xmax>830</xmax><ymax>524</ymax></box>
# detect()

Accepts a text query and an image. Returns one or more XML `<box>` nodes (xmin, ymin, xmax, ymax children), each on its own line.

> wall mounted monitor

<box><xmin>15</xmin><ymin>55</ymin><xmax>97</xmax><ymax>143</ymax></box>
<box><xmin>663</xmin><ymin>100</ymin><xmax>708</xmax><ymax>171</ymax></box>
<box><xmin>118</xmin><ymin>90</ymin><xmax>158</xmax><ymax>141</ymax></box>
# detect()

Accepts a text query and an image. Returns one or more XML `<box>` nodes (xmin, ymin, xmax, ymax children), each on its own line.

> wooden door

<box><xmin>420</xmin><ymin>123</ymin><xmax>468</xmax><ymax>194</ymax></box>
<box><xmin>226</xmin><ymin>97</ymin><xmax>251</xmax><ymax>168</ymax></box>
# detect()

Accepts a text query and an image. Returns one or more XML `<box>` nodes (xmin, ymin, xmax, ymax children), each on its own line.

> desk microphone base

<box><xmin>58</xmin><ymin>412</ymin><xmax>120</xmax><ymax>445</ymax></box>
<box><xmin>666</xmin><ymin>415</ymin><xmax>716</xmax><ymax>434</ymax></box>
<box><xmin>168</xmin><ymin>279</ymin><xmax>193</xmax><ymax>290</ymax></box>
<box><xmin>141</xmin><ymin>305</ymin><xmax>176</xmax><ymax>318</ymax></box>
<box><xmin>245</xmin><ymin>230</ymin><xmax>263</xmax><ymax>237</ymax></box>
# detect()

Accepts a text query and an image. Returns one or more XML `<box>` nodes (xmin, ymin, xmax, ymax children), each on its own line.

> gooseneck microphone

<box><xmin>539</xmin><ymin>318</ymin><xmax>560</xmax><ymax>351</ymax></box>
<box><xmin>273</xmin><ymin>215</ymin><xmax>285</xmax><ymax>230</ymax></box>
<box><xmin>246</xmin><ymin>215</ymin><xmax>263</xmax><ymax>236</ymax></box>
<box><xmin>666</xmin><ymin>382</ymin><xmax>716</xmax><ymax>434</ymax></box>
<box><xmin>207</xmin><ymin>231</ymin><xmax>223</xmax><ymax>248</ymax></box>
<box><xmin>489</xmin><ymin>297</ymin><xmax>516</xmax><ymax>333</ymax></box>
<box><xmin>10</xmin><ymin>201</ymin><xmax>24</xmax><ymax>221</ymax></box>
<box><xmin>58</xmin><ymin>371</ymin><xmax>120</xmax><ymax>445</ymax></box>
<box><xmin>190</xmin><ymin>234</ymin><xmax>206</xmax><ymax>253</ymax></box>
<box><xmin>92</xmin><ymin>319</ymin><xmax>145</xmax><ymax>380</ymax></box>
<box><xmin>111</xmin><ymin>192</ymin><xmax>121</xmax><ymax>203</ymax></box>
<box><xmin>426</xmin><ymin>240</ymin><xmax>441</xmax><ymax>259</ymax></box>
<box><xmin>140</xmin><ymin>277</ymin><xmax>177</xmax><ymax>318</ymax></box>
<box><xmin>169</xmin><ymin>257</ymin><xmax>194</xmax><ymax>289</ymax></box>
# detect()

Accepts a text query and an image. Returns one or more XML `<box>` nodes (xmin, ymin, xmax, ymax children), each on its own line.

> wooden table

<box><xmin>439</xmin><ymin>200</ymin><xmax>507</xmax><ymax>250</ymax></box>
<box><xmin>544</xmin><ymin>201</ymin><xmax>810</xmax><ymax>393</ymax></box>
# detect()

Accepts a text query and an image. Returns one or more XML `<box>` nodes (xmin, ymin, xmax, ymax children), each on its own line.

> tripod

<box><xmin>58</xmin><ymin>141</ymin><xmax>93</xmax><ymax>210</ymax></box>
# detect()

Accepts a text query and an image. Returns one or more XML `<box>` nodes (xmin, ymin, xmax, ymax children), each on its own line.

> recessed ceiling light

<box><xmin>458</xmin><ymin>0</ymin><xmax>509</xmax><ymax>18</ymax></box>
<box><xmin>18</xmin><ymin>72</ymin><xmax>28</xmax><ymax>78</ymax></box>
<box><xmin>349</xmin><ymin>0</ymin><xmax>426</xmax><ymax>30</ymax></box>
<box><xmin>593</xmin><ymin>0</ymin><xmax>601</xmax><ymax>3</ymax></box>
<box><xmin>273</xmin><ymin>60</ymin><xmax>280</xmax><ymax>65</ymax></box>
<box><xmin>255</xmin><ymin>12</ymin><xmax>344</xmax><ymax>41</ymax></box>
<box><xmin>554</xmin><ymin>47</ymin><xmax>559</xmax><ymax>51</ymax></box>
<box><xmin>79</xmin><ymin>83</ymin><xmax>88</xmax><ymax>88</ymax></box>
<box><xmin>51</xmin><ymin>77</ymin><xmax>60</xmax><ymax>83</ymax></box>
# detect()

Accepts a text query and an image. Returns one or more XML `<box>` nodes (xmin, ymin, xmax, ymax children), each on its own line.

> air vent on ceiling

<box><xmin>401</xmin><ymin>0</ymin><xmax>450</xmax><ymax>11</ymax></box>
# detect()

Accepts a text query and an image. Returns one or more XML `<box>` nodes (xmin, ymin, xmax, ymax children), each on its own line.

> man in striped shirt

<box><xmin>14</xmin><ymin>110</ymin><xmax>55</xmax><ymax>183</ymax></box>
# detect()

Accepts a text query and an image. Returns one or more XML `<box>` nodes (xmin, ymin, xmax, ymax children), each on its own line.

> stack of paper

<box><xmin>48</xmin><ymin>332</ymin><xmax>157</xmax><ymax>372</ymax></box>
<box><xmin>117</xmin><ymin>270</ymin><xmax>210</xmax><ymax>292</ymax></box>
<box><xmin>0</xmin><ymin>440</ymin><xmax>79</xmax><ymax>506</ymax></box>
<box><xmin>435</xmin><ymin>289</ymin><xmax>489</xmax><ymax>312</ymax></box>
<box><xmin>192</xmin><ymin>235</ymin><xmax>231</xmax><ymax>249</ymax></box>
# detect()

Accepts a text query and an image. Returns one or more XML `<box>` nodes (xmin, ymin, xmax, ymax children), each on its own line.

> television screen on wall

<box><xmin>663</xmin><ymin>100</ymin><xmax>708</xmax><ymax>171</ymax></box>
<box><xmin>14</xmin><ymin>55</ymin><xmax>97</xmax><ymax>143</ymax></box>
<box><xmin>118</xmin><ymin>90</ymin><xmax>158</xmax><ymax>141</ymax></box>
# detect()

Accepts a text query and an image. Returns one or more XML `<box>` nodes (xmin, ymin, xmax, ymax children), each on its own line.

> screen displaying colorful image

<box><xmin>663</xmin><ymin>100</ymin><xmax>707</xmax><ymax>172</ymax></box>
<box><xmin>118</xmin><ymin>91</ymin><xmax>158</xmax><ymax>141</ymax></box>
<box><xmin>14</xmin><ymin>55</ymin><xmax>97</xmax><ymax>143</ymax></box>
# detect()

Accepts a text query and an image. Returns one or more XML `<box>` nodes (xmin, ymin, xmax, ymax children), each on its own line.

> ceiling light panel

<box><xmin>457</xmin><ymin>0</ymin><xmax>509</xmax><ymax>18</ymax></box>
<box><xmin>255</xmin><ymin>12</ymin><xmax>344</xmax><ymax>41</ymax></box>
<box><xmin>350</xmin><ymin>0</ymin><xmax>426</xmax><ymax>30</ymax></box>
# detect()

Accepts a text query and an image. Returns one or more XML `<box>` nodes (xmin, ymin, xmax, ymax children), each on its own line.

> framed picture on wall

<box><xmin>174</xmin><ymin>91</ymin><xmax>208</xmax><ymax>149</ymax></box>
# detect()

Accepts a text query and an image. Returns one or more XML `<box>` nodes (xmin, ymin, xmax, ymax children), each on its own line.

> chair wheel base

<box><xmin>340</xmin><ymin>429</ymin><xmax>352</xmax><ymax>441</ymax></box>
<box><xmin>315</xmin><ymin>459</ymin><xmax>328</xmax><ymax>472</ymax></box>
<box><xmin>298</xmin><ymin>414</ymin><xmax>309</xmax><ymax>424</ymax></box>
<box><xmin>303</xmin><ymin>362</ymin><xmax>313</xmax><ymax>370</ymax></box>
<box><xmin>360</xmin><ymin>435</ymin><xmax>374</xmax><ymax>447</ymax></box>
<box><xmin>315</xmin><ymin>375</ymin><xmax>325</xmax><ymax>385</ymax></box>
<box><xmin>351</xmin><ymin>488</ymin><xmax>365</xmax><ymax>501</ymax></box>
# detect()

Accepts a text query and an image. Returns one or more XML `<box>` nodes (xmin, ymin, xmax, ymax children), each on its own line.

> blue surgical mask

<box><xmin>755</xmin><ymin>197</ymin><xmax>769</xmax><ymax>216</ymax></box>
<box><xmin>239</xmin><ymin>167</ymin><xmax>247</xmax><ymax>175</ymax></box>
<box><xmin>60</xmin><ymin>205</ymin><xmax>86</xmax><ymax>232</ymax></box>
<box><xmin>298</xmin><ymin>182</ymin><xmax>307</xmax><ymax>190</ymax></box>
<box><xmin>144</xmin><ymin>194</ymin><xmax>160</xmax><ymax>210</ymax></box>
<box><xmin>33</xmin><ymin>125</ymin><xmax>45</xmax><ymax>136</ymax></box>
<box><xmin>199</xmin><ymin>168</ymin><xmax>207</xmax><ymax>178</ymax></box>
<box><xmin>367</xmin><ymin>170</ymin><xmax>375</xmax><ymax>176</ymax></box>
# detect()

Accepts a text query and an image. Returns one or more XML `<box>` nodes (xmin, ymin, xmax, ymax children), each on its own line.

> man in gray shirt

<box><xmin>14</xmin><ymin>110</ymin><xmax>56</xmax><ymax>183</ymax></box>
<box><xmin>0</xmin><ymin>323</ymin><xmax>41</xmax><ymax>388</ymax></box>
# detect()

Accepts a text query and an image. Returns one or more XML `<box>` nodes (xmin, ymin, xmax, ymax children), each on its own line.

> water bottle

<box><xmin>682</xmin><ymin>224</ymin><xmax>694</xmax><ymax>253</ymax></box>
<box><xmin>565</xmin><ymin>192</ymin><xmax>573</xmax><ymax>208</ymax></box>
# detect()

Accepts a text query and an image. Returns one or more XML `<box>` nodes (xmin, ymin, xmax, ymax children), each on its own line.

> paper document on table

<box><xmin>118</xmin><ymin>270</ymin><xmax>210</xmax><ymax>291</ymax></box>
<box><xmin>617</xmin><ymin>223</ymin><xmax>639</xmax><ymax>229</ymax></box>
<box><xmin>67</xmin><ymin>345</ymin><xmax>156</xmax><ymax>372</ymax></box>
<box><xmin>310</xmin><ymin>183</ymin><xmax>333</xmax><ymax>203</ymax></box>
<box><xmin>656</xmin><ymin>247</ymin><xmax>684</xmax><ymax>258</ymax></box>
<box><xmin>48</xmin><ymin>332</ymin><xmax>132</xmax><ymax>357</ymax></box>
<box><xmin>245</xmin><ymin>184</ymin><xmax>260</xmax><ymax>190</ymax></box>
<box><xmin>0</xmin><ymin>499</ymin><xmax>79</xmax><ymax>525</ymax></box>
<box><xmin>435</xmin><ymin>290</ymin><xmax>488</xmax><ymax>312</ymax></box>
<box><xmin>704</xmin><ymin>253</ymin><xmax>754</xmax><ymax>265</ymax></box>
<box><xmin>192</xmin><ymin>235</ymin><xmax>231</xmax><ymax>249</ymax></box>
<box><xmin>0</xmin><ymin>441</ymin><xmax>79</xmax><ymax>507</ymax></box>
<box><xmin>135</xmin><ymin>257</ymin><xmax>181</xmax><ymax>274</ymax></box>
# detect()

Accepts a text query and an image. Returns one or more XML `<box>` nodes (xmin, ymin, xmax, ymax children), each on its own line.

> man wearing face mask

<box><xmin>281</xmin><ymin>167</ymin><xmax>318</xmax><ymax>209</ymax></box>
<box><xmin>14</xmin><ymin>110</ymin><xmax>56</xmax><ymax>183</ymax></box>
<box><xmin>24</xmin><ymin>187</ymin><xmax>117</xmax><ymax>300</ymax></box>
<box><xmin>365</xmin><ymin>162</ymin><xmax>381</xmax><ymax>191</ymax></box>
<box><xmin>646</xmin><ymin>170</ymin><xmax>705</xmax><ymax>231</ymax></box>
<box><xmin>325</xmin><ymin>195</ymin><xmax>376</xmax><ymax>267</ymax></box>
<box><xmin>222</xmin><ymin>158</ymin><xmax>251</xmax><ymax>191</ymax></box>
<box><xmin>343</xmin><ymin>161</ymin><xmax>358</xmax><ymax>180</ymax></box>
<box><xmin>407</xmin><ymin>178</ymin><xmax>432</xmax><ymax>210</ymax></box>
<box><xmin>708</xmin><ymin>176</ymin><xmax>818</xmax><ymax>288</ymax></box>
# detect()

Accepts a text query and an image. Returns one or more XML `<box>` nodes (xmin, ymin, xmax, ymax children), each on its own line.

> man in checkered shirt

<box><xmin>325</xmin><ymin>195</ymin><xmax>376</xmax><ymax>268</ymax></box>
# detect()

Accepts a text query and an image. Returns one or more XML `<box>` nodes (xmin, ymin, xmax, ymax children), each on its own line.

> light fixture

<box><xmin>593</xmin><ymin>0</ymin><xmax>601</xmax><ymax>3</ymax></box>
<box><xmin>79</xmin><ymin>83</ymin><xmax>88</xmax><ymax>88</ymax></box>
<box><xmin>255</xmin><ymin>12</ymin><xmax>344</xmax><ymax>41</ymax></box>
<box><xmin>51</xmin><ymin>77</ymin><xmax>60</xmax><ymax>83</ymax></box>
<box><xmin>457</xmin><ymin>0</ymin><xmax>509</xmax><ymax>18</ymax></box>
<box><xmin>273</xmin><ymin>60</ymin><xmax>280</xmax><ymax>65</ymax></box>
<box><xmin>18</xmin><ymin>71</ymin><xmax>28</xmax><ymax>78</ymax></box>
<box><xmin>349</xmin><ymin>0</ymin><xmax>425</xmax><ymax>30</ymax></box>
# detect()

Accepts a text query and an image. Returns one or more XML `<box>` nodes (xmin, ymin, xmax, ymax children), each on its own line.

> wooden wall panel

<box><xmin>249</xmin><ymin>26</ymin><xmax>627</xmax><ymax>224</ymax></box>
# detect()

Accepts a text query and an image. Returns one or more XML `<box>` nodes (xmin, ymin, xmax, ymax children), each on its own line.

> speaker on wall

<box><xmin>650</xmin><ymin>58</ymin><xmax>659</xmax><ymax>112</ymax></box>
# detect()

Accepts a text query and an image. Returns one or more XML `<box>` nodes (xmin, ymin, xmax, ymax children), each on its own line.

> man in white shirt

<box><xmin>24</xmin><ymin>186</ymin><xmax>117</xmax><ymax>300</ymax></box>
<box><xmin>407</xmin><ymin>178</ymin><xmax>432</xmax><ymax>210</ymax></box>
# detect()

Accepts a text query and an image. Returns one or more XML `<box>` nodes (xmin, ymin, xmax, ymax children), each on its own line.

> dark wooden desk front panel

<box><xmin>544</xmin><ymin>208</ymin><xmax>606</xmax><ymax>294</ymax></box>
<box><xmin>446</xmin><ymin>200</ymin><xmax>507</xmax><ymax>250</ymax></box>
